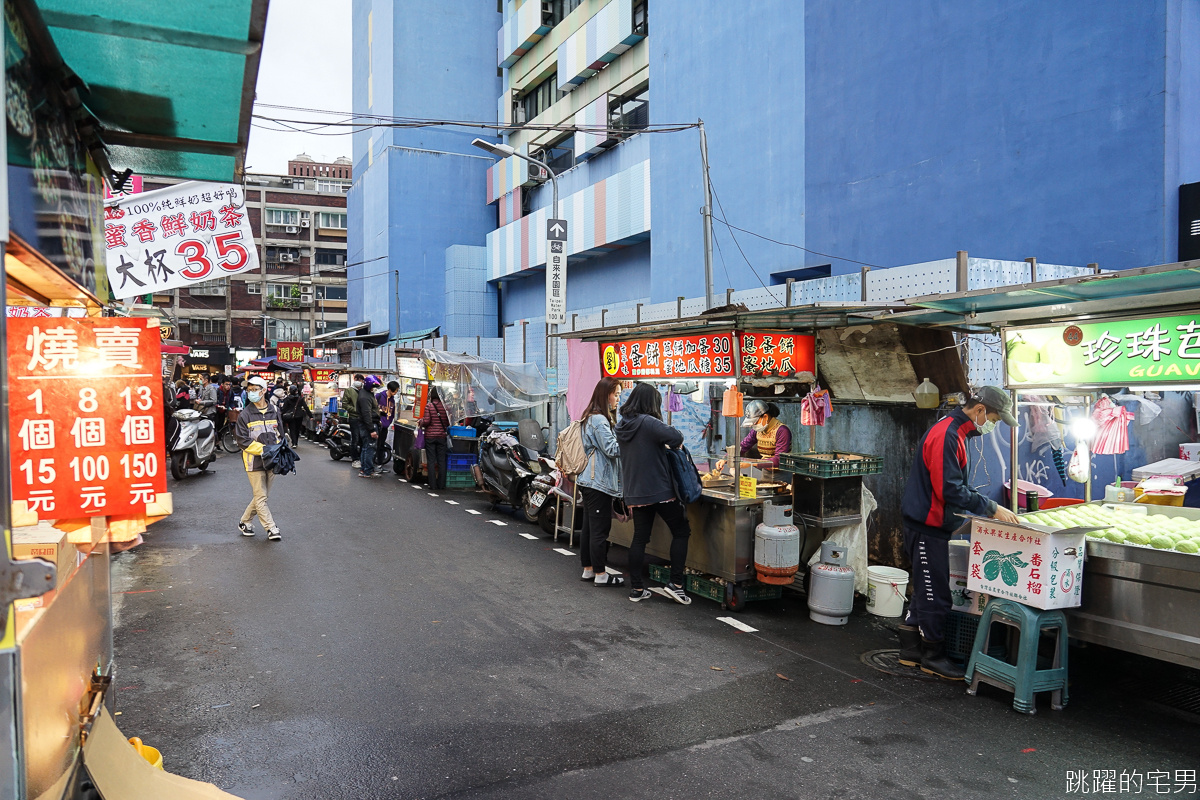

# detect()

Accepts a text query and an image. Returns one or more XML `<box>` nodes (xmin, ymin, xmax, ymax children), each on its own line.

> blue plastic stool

<box><xmin>964</xmin><ymin>598</ymin><xmax>1068</xmax><ymax>714</ymax></box>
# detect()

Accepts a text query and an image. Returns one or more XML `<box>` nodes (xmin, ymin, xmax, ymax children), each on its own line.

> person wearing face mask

<box><xmin>341</xmin><ymin>377</ymin><xmax>364</xmax><ymax>469</ymax></box>
<box><xmin>739</xmin><ymin>400</ymin><xmax>792</xmax><ymax>467</ymax></box>
<box><xmin>899</xmin><ymin>385</ymin><xmax>1020</xmax><ymax>680</ymax></box>
<box><xmin>235</xmin><ymin>376</ymin><xmax>286</xmax><ymax>541</ymax></box>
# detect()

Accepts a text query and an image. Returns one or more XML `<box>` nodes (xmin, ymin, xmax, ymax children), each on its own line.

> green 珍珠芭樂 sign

<box><xmin>1004</xmin><ymin>314</ymin><xmax>1200</xmax><ymax>388</ymax></box>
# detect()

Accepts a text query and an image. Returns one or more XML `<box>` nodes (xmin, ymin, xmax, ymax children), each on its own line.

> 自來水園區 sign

<box><xmin>1005</xmin><ymin>314</ymin><xmax>1200</xmax><ymax>388</ymax></box>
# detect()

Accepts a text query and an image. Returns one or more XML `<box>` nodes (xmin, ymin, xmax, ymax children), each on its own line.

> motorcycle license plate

<box><xmin>530</xmin><ymin>492</ymin><xmax>546</xmax><ymax>507</ymax></box>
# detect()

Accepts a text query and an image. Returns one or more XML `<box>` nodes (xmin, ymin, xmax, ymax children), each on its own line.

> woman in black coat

<box><xmin>279</xmin><ymin>385</ymin><xmax>312</xmax><ymax>447</ymax></box>
<box><xmin>614</xmin><ymin>383</ymin><xmax>692</xmax><ymax>605</ymax></box>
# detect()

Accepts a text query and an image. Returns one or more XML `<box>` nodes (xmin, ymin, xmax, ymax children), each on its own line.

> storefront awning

<box><xmin>32</xmin><ymin>0</ymin><xmax>267</xmax><ymax>182</ymax></box>
<box><xmin>894</xmin><ymin>259</ymin><xmax>1200</xmax><ymax>331</ymax></box>
<box><xmin>311</xmin><ymin>322</ymin><xmax>370</xmax><ymax>342</ymax></box>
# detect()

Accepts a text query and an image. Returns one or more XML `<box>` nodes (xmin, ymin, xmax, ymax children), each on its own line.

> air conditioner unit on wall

<box><xmin>286</xmin><ymin>225</ymin><xmax>299</xmax><ymax>234</ymax></box>
<box><xmin>300</xmin><ymin>290</ymin><xmax>315</xmax><ymax>307</ymax></box>
<box><xmin>300</xmin><ymin>219</ymin><xmax>310</xmax><ymax>228</ymax></box>
<box><xmin>280</xmin><ymin>253</ymin><xmax>294</xmax><ymax>263</ymax></box>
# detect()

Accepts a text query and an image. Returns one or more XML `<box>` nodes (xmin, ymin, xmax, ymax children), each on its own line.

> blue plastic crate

<box><xmin>448</xmin><ymin>453</ymin><xmax>478</xmax><ymax>472</ymax></box>
<box><xmin>449</xmin><ymin>425</ymin><xmax>477</xmax><ymax>438</ymax></box>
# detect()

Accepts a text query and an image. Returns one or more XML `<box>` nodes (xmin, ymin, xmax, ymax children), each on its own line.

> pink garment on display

<box><xmin>800</xmin><ymin>389</ymin><xmax>832</xmax><ymax>426</ymax></box>
<box><xmin>566</xmin><ymin>339</ymin><xmax>602</xmax><ymax>420</ymax></box>
<box><xmin>1090</xmin><ymin>395</ymin><xmax>1135</xmax><ymax>455</ymax></box>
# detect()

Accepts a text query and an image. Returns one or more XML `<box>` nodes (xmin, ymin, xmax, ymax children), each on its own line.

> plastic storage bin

<box><xmin>779</xmin><ymin>451</ymin><xmax>882</xmax><ymax>478</ymax></box>
<box><xmin>447</xmin><ymin>453</ymin><xmax>478</xmax><ymax>472</ymax></box>
<box><xmin>448</xmin><ymin>425</ymin><xmax>477</xmax><ymax>438</ymax></box>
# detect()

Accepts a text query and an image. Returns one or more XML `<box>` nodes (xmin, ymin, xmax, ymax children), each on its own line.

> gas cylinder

<box><xmin>807</xmin><ymin>541</ymin><xmax>855</xmax><ymax>625</ymax></box>
<box><xmin>754</xmin><ymin>502</ymin><xmax>800</xmax><ymax>585</ymax></box>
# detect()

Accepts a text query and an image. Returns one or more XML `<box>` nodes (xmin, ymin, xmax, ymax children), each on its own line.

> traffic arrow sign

<box><xmin>547</xmin><ymin>219</ymin><xmax>568</xmax><ymax>241</ymax></box>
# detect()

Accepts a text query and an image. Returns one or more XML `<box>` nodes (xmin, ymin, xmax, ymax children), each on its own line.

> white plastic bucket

<box><xmin>866</xmin><ymin>565</ymin><xmax>909</xmax><ymax>617</ymax></box>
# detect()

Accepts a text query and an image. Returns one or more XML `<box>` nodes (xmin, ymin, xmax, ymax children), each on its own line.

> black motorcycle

<box><xmin>325</xmin><ymin>417</ymin><xmax>355</xmax><ymax>461</ymax></box>
<box><xmin>474</xmin><ymin>419</ymin><xmax>550</xmax><ymax>522</ymax></box>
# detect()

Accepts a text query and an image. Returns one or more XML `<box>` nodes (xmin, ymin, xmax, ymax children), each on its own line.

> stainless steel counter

<box><xmin>609</xmin><ymin>492</ymin><xmax>767</xmax><ymax>582</ymax></box>
<box><xmin>1071</xmin><ymin>538</ymin><xmax>1200</xmax><ymax>670</ymax></box>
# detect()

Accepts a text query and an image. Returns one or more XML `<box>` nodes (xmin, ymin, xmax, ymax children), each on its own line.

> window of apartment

<box><xmin>266</xmin><ymin>246</ymin><xmax>300</xmax><ymax>263</ymax></box>
<box><xmin>539</xmin><ymin>135</ymin><xmax>574</xmax><ymax>173</ymax></box>
<box><xmin>545</xmin><ymin>0</ymin><xmax>582</xmax><ymax>27</ymax></box>
<box><xmin>317</xmin><ymin>180</ymin><xmax>350</xmax><ymax>193</ymax></box>
<box><xmin>610</xmin><ymin>86</ymin><xmax>649</xmax><ymax>131</ymax></box>
<box><xmin>191</xmin><ymin>318</ymin><xmax>226</xmax><ymax>335</ymax></box>
<box><xmin>314</xmin><ymin>249</ymin><xmax>346</xmax><ymax>266</ymax></box>
<box><xmin>291</xmin><ymin>178</ymin><xmax>306</xmax><ymax>190</ymax></box>
<box><xmin>188</xmin><ymin>278</ymin><xmax>227</xmax><ymax>296</ymax></box>
<box><xmin>318</xmin><ymin>212</ymin><xmax>347</xmax><ymax>229</ymax></box>
<box><xmin>265</xmin><ymin>208</ymin><xmax>300</xmax><ymax>226</ymax></box>
<box><xmin>633</xmin><ymin>0</ymin><xmax>647</xmax><ymax>34</ymax></box>
<box><xmin>265</xmin><ymin>283</ymin><xmax>292</xmax><ymax>299</ymax></box>
<box><xmin>267</xmin><ymin>319</ymin><xmax>309</xmax><ymax>341</ymax></box>
<box><xmin>246</xmin><ymin>282</ymin><xmax>262</xmax><ymax>294</ymax></box>
<box><xmin>517</xmin><ymin>72</ymin><xmax>567</xmax><ymax>124</ymax></box>
<box><xmin>316</xmin><ymin>285</ymin><xmax>347</xmax><ymax>301</ymax></box>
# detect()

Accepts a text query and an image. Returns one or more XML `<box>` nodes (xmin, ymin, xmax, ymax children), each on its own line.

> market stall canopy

<box><xmin>248</xmin><ymin>358</ymin><xmax>302</xmax><ymax>372</ymax></box>
<box><xmin>895</xmin><ymin>259</ymin><xmax>1200</xmax><ymax>332</ymax></box>
<box><xmin>422</xmin><ymin>350</ymin><xmax>548</xmax><ymax>414</ymax></box>
<box><xmin>29</xmin><ymin>0</ymin><xmax>267</xmax><ymax>182</ymax></box>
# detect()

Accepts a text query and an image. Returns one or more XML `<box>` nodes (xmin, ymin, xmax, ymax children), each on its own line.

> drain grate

<box><xmin>1130</xmin><ymin>679</ymin><xmax>1200</xmax><ymax>720</ymax></box>
<box><xmin>860</xmin><ymin>648</ymin><xmax>940</xmax><ymax>682</ymax></box>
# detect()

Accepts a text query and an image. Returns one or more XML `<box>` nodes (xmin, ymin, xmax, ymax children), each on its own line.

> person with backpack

<box><xmin>573</xmin><ymin>377</ymin><xmax>625</xmax><ymax>587</ymax></box>
<box><xmin>280</xmin><ymin>385</ymin><xmax>312</xmax><ymax>447</ymax></box>
<box><xmin>419</xmin><ymin>386</ymin><xmax>451</xmax><ymax>489</ymax></box>
<box><xmin>615</xmin><ymin>383</ymin><xmax>692</xmax><ymax>604</ymax></box>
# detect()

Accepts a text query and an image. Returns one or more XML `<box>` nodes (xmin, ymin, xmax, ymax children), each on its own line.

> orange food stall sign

<box><xmin>307</xmin><ymin>368</ymin><xmax>337</xmax><ymax>382</ymax></box>
<box><xmin>276</xmin><ymin>341</ymin><xmax>303</xmax><ymax>362</ymax></box>
<box><xmin>600</xmin><ymin>333</ymin><xmax>737</xmax><ymax>379</ymax></box>
<box><xmin>7</xmin><ymin>318</ymin><xmax>168</xmax><ymax>521</ymax></box>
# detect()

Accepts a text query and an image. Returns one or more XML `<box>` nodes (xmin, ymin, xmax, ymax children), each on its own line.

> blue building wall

<box><xmin>501</xmin><ymin>240</ymin><xmax>652</xmax><ymax>323</ymax></box>
<box><xmin>349</xmin><ymin>0</ymin><xmax>501</xmax><ymax>337</ymax></box>
<box><xmin>648</xmin><ymin>0</ymin><xmax>807</xmax><ymax>303</ymax></box>
<box><xmin>805</xmin><ymin>0</ymin><xmax>1188</xmax><ymax>274</ymax></box>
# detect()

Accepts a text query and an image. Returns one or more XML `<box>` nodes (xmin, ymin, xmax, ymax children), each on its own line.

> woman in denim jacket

<box><xmin>576</xmin><ymin>377</ymin><xmax>624</xmax><ymax>587</ymax></box>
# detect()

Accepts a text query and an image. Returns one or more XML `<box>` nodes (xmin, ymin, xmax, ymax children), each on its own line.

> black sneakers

<box><xmin>629</xmin><ymin>588</ymin><xmax>652</xmax><ymax>602</ymax></box>
<box><xmin>238</xmin><ymin>522</ymin><xmax>254</xmax><ymax>537</ymax></box>
<box><xmin>267</xmin><ymin>528</ymin><xmax>281</xmax><ymax>541</ymax></box>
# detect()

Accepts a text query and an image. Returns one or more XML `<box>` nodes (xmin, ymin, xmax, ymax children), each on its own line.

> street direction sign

<box><xmin>546</xmin><ymin>218</ymin><xmax>567</xmax><ymax>324</ymax></box>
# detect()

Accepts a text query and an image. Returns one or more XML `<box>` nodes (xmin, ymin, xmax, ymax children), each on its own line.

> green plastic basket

<box><xmin>445</xmin><ymin>471</ymin><xmax>477</xmax><ymax>489</ymax></box>
<box><xmin>779</xmin><ymin>451</ymin><xmax>882</xmax><ymax>478</ymax></box>
<box><xmin>646</xmin><ymin>565</ymin><xmax>781</xmax><ymax>605</ymax></box>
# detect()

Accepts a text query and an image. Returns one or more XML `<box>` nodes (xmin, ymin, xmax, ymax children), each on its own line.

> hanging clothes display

<box><xmin>800</xmin><ymin>388</ymin><xmax>832</xmax><ymax>426</ymax></box>
<box><xmin>1091</xmin><ymin>395</ymin><xmax>1136</xmax><ymax>455</ymax></box>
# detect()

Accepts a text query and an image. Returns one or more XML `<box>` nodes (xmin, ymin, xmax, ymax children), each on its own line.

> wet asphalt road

<box><xmin>111</xmin><ymin>442</ymin><xmax>1200</xmax><ymax>799</ymax></box>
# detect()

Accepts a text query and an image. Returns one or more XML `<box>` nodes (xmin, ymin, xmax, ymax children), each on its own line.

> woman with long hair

<box><xmin>420</xmin><ymin>386</ymin><xmax>451</xmax><ymax>489</ymax></box>
<box><xmin>615</xmin><ymin>383</ymin><xmax>691</xmax><ymax>604</ymax></box>
<box><xmin>576</xmin><ymin>377</ymin><xmax>624</xmax><ymax>587</ymax></box>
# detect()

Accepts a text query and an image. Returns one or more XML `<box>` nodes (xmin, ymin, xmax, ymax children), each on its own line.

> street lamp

<box><xmin>471</xmin><ymin>137</ymin><xmax>562</xmax><ymax>436</ymax></box>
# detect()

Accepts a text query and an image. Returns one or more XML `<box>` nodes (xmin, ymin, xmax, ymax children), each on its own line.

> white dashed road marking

<box><xmin>553</xmin><ymin>548</ymin><xmax>573</xmax><ymax>556</ymax></box>
<box><xmin>519</xmin><ymin>533</ymin><xmax>538</xmax><ymax>540</ymax></box>
<box><xmin>490</xmin><ymin>520</ymin><xmax>507</xmax><ymax>527</ymax></box>
<box><xmin>428</xmin><ymin>493</ymin><xmax>439</xmax><ymax>497</ymax></box>
<box><xmin>716</xmin><ymin>617</ymin><xmax>758</xmax><ymax>633</ymax></box>
<box><xmin>466</xmin><ymin>510</ymin><xmax>481</xmax><ymax>515</ymax></box>
<box><xmin>445</xmin><ymin>500</ymin><xmax>459</xmax><ymax>505</ymax></box>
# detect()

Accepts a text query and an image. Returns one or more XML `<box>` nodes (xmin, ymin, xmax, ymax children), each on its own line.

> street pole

<box><xmin>508</xmin><ymin>150</ymin><xmax>559</xmax><ymax>435</ymax></box>
<box><xmin>699</xmin><ymin>119</ymin><xmax>715</xmax><ymax>311</ymax></box>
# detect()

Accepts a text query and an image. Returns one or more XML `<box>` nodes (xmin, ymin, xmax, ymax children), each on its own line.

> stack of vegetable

<box><xmin>1018</xmin><ymin>505</ymin><xmax>1200</xmax><ymax>554</ymax></box>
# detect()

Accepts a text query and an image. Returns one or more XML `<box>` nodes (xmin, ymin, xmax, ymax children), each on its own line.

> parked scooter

<box><xmin>325</xmin><ymin>418</ymin><xmax>355</xmax><ymax>461</ymax></box>
<box><xmin>166</xmin><ymin>408</ymin><xmax>217</xmax><ymax>480</ymax></box>
<box><xmin>474</xmin><ymin>419</ymin><xmax>550</xmax><ymax>518</ymax></box>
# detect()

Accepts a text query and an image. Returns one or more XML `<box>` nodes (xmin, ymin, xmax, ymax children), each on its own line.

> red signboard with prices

<box><xmin>276</xmin><ymin>342</ymin><xmax>303</xmax><ymax>363</ymax></box>
<box><xmin>739</xmin><ymin>332</ymin><xmax>816</xmax><ymax>379</ymax></box>
<box><xmin>7</xmin><ymin>317</ymin><xmax>168</xmax><ymax>521</ymax></box>
<box><xmin>600</xmin><ymin>333</ymin><xmax>737</xmax><ymax>379</ymax></box>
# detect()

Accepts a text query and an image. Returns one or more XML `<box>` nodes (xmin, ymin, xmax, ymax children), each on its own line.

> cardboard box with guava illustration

<box><xmin>967</xmin><ymin>519</ymin><xmax>1086</xmax><ymax>610</ymax></box>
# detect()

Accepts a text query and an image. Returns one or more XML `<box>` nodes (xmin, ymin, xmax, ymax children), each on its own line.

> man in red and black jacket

<box><xmin>898</xmin><ymin>386</ymin><xmax>1019</xmax><ymax>680</ymax></box>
